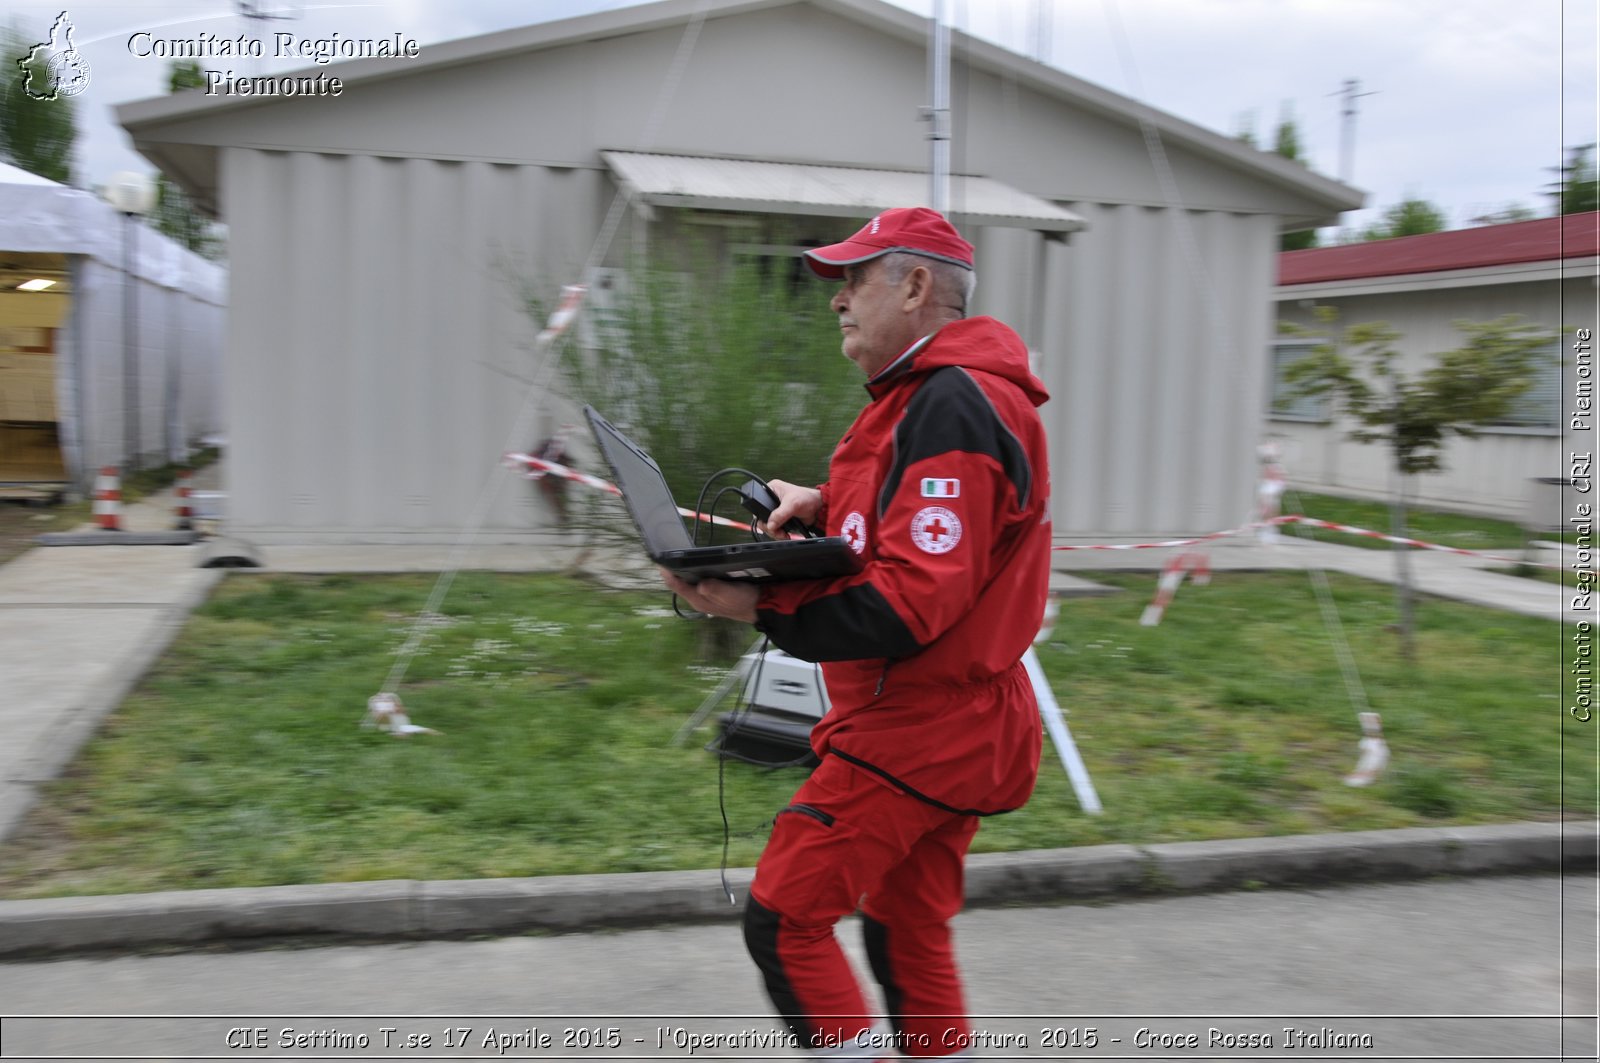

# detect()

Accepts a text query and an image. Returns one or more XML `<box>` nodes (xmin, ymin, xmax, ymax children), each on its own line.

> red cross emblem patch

<box><xmin>910</xmin><ymin>506</ymin><xmax>962</xmax><ymax>555</ymax></box>
<box><xmin>841</xmin><ymin>511</ymin><xmax>867</xmax><ymax>555</ymax></box>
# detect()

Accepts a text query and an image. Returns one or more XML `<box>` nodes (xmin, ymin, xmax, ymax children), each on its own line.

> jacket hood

<box><xmin>871</xmin><ymin>316</ymin><xmax>1049</xmax><ymax>408</ymax></box>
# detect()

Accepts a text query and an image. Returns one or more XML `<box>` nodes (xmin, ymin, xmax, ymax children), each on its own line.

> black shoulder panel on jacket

<box><xmin>879</xmin><ymin>367</ymin><xmax>1032</xmax><ymax>516</ymax></box>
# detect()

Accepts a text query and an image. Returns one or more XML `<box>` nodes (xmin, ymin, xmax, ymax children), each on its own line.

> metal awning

<box><xmin>601</xmin><ymin>151</ymin><xmax>1087</xmax><ymax>233</ymax></box>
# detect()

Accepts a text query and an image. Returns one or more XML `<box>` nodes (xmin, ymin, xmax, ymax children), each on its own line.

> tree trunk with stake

<box><xmin>1280</xmin><ymin>308</ymin><xmax>1556</xmax><ymax>667</ymax></box>
<box><xmin>1390</xmin><ymin>466</ymin><xmax>1417</xmax><ymax>662</ymax></box>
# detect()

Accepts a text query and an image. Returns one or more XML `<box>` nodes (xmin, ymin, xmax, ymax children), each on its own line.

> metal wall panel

<box><xmin>1031</xmin><ymin>203</ymin><xmax>1273</xmax><ymax>538</ymax></box>
<box><xmin>224</xmin><ymin>147</ymin><xmax>602</xmax><ymax>542</ymax></box>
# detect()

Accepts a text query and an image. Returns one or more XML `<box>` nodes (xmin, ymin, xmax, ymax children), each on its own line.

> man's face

<box><xmin>830</xmin><ymin>259</ymin><xmax>917</xmax><ymax>377</ymax></box>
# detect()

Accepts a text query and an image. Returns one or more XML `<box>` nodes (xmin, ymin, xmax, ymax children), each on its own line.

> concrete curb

<box><xmin>35</xmin><ymin>531</ymin><xmax>201</xmax><ymax>547</ymax></box>
<box><xmin>0</xmin><ymin>821</ymin><xmax>1590</xmax><ymax>959</ymax></box>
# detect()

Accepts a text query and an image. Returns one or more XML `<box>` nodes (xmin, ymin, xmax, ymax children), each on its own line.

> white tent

<box><xmin>0</xmin><ymin>160</ymin><xmax>226</xmax><ymax>492</ymax></box>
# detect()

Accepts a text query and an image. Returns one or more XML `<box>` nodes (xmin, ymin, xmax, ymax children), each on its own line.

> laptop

<box><xmin>584</xmin><ymin>405</ymin><xmax>862</xmax><ymax>584</ymax></box>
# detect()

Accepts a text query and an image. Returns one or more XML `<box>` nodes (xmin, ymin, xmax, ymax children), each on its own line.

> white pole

<box><xmin>1022</xmin><ymin>646</ymin><xmax>1102</xmax><ymax>814</ymax></box>
<box><xmin>927</xmin><ymin>0</ymin><xmax>950</xmax><ymax>214</ymax></box>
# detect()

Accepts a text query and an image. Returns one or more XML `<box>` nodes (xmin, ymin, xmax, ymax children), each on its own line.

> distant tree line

<box><xmin>1238</xmin><ymin>97</ymin><xmax>1597</xmax><ymax>247</ymax></box>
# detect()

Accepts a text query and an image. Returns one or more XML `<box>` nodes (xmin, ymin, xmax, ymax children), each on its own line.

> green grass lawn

<box><xmin>0</xmin><ymin>569</ymin><xmax>1584</xmax><ymax>900</ymax></box>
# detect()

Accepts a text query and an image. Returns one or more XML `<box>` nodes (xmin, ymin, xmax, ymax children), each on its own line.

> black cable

<box><xmin>668</xmin><ymin>467</ymin><xmax>780</xmax><ymax>617</ymax></box>
<box><xmin>715</xmin><ymin>633</ymin><xmax>771</xmax><ymax>903</ymax></box>
<box><xmin>674</xmin><ymin>471</ymin><xmax>823</xmax><ymax>901</ymax></box>
<box><xmin>693</xmin><ymin>467</ymin><xmax>780</xmax><ymax>541</ymax></box>
<box><xmin>709</xmin><ymin>637</ymin><xmax>825</xmax><ymax>903</ymax></box>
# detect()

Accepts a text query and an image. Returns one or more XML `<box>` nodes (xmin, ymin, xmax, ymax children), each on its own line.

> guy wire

<box><xmin>1101</xmin><ymin>0</ymin><xmax>1375</xmax><ymax>726</ymax></box>
<box><xmin>380</xmin><ymin>0</ymin><xmax>713</xmax><ymax>694</ymax></box>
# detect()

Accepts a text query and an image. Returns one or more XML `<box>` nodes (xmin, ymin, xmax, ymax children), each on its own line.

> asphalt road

<box><xmin>0</xmin><ymin>874</ymin><xmax>1594</xmax><ymax>1062</ymax></box>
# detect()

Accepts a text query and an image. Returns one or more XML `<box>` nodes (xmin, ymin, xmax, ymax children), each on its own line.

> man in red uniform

<box><xmin>662</xmin><ymin>207</ymin><xmax>1052</xmax><ymax>1061</ymax></box>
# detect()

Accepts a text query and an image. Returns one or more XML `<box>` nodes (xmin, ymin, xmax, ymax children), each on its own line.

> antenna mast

<box><xmin>1332</xmin><ymin>78</ymin><xmax>1378</xmax><ymax>184</ymax></box>
<box><xmin>235</xmin><ymin>0</ymin><xmax>301</xmax><ymax>73</ymax></box>
<box><xmin>925</xmin><ymin>0</ymin><xmax>951</xmax><ymax>214</ymax></box>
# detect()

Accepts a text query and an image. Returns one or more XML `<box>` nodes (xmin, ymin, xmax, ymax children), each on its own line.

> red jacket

<box><xmin>755</xmin><ymin>316</ymin><xmax>1051</xmax><ymax>815</ymax></box>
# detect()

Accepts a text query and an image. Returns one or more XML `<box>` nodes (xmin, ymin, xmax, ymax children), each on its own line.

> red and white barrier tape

<box><xmin>506</xmin><ymin>453</ymin><xmax>620</xmax><ymax>496</ymax></box>
<box><xmin>1140</xmin><ymin>549</ymin><xmax>1211</xmax><ymax>627</ymax></box>
<box><xmin>1344</xmin><ymin>710</ymin><xmax>1390</xmax><ymax>787</ymax></box>
<box><xmin>503</xmin><ymin>453</ymin><xmax>1558</xmax><ymax>570</ymax></box>
<box><xmin>535</xmin><ymin>284</ymin><xmax>587</xmax><ymax>348</ymax></box>
<box><xmin>504</xmin><ymin>453</ymin><xmax>756</xmax><ymax>533</ymax></box>
<box><xmin>1275</xmin><ymin>515</ymin><xmax>1562</xmax><ymax>570</ymax></box>
<box><xmin>1051</xmin><ymin>524</ymin><xmax>1259</xmax><ymax>552</ymax></box>
<box><xmin>1057</xmin><ymin>515</ymin><xmax>1561</xmax><ymax>570</ymax></box>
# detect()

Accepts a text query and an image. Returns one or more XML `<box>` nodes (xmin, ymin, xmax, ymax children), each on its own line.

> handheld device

<box><xmin>736</xmin><ymin>479</ymin><xmax>815</xmax><ymax>539</ymax></box>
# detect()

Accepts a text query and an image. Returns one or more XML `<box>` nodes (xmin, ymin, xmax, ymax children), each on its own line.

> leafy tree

<box><xmin>1360</xmin><ymin>198</ymin><xmax>1447</xmax><ymax>241</ymax></box>
<box><xmin>1271</xmin><ymin>107</ymin><xmax>1319</xmax><ymax>251</ymax></box>
<box><xmin>1548</xmin><ymin>143</ymin><xmax>1599</xmax><ymax>215</ymax></box>
<box><xmin>1282</xmin><ymin>307</ymin><xmax>1554</xmax><ymax>658</ymax></box>
<box><xmin>1468</xmin><ymin>204</ymin><xmax>1538</xmax><ymax>227</ymax></box>
<box><xmin>0</xmin><ymin>20</ymin><xmax>78</xmax><ymax>183</ymax></box>
<box><xmin>1232</xmin><ymin>112</ymin><xmax>1258</xmax><ymax>148</ymax></box>
<box><xmin>548</xmin><ymin>250</ymin><xmax>863</xmax><ymax>511</ymax></box>
<box><xmin>532</xmin><ymin>244</ymin><xmax>867</xmax><ymax>654</ymax></box>
<box><xmin>151</xmin><ymin>61</ymin><xmax>224</xmax><ymax>259</ymax></box>
<box><xmin>1273</xmin><ymin>110</ymin><xmax>1305</xmax><ymax>165</ymax></box>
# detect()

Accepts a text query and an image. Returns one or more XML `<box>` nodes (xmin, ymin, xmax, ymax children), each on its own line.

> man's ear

<box><xmin>900</xmin><ymin>264</ymin><xmax>934</xmax><ymax>310</ymax></box>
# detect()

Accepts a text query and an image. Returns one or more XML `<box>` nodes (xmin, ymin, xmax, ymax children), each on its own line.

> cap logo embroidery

<box><xmin>870</xmin><ymin>216</ymin><xmax>881</xmax><ymax>234</ymax></box>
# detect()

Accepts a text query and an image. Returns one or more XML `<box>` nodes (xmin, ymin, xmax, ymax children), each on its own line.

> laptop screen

<box><xmin>585</xmin><ymin>408</ymin><xmax>697</xmax><ymax>555</ymax></box>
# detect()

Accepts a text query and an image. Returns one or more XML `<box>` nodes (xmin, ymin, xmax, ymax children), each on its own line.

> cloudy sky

<box><xmin>6</xmin><ymin>0</ymin><xmax>1596</xmax><ymax>235</ymax></box>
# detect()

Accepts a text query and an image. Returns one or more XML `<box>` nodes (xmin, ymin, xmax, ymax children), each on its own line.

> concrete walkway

<box><xmin>0</xmin><ymin>473</ymin><xmax>1588</xmax><ymax>958</ymax></box>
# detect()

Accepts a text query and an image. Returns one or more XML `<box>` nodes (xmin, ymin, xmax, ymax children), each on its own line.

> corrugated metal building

<box><xmin>1273</xmin><ymin>212</ymin><xmax>1598</xmax><ymax>524</ymax></box>
<box><xmin>118</xmin><ymin>0</ymin><xmax>1360</xmax><ymax>545</ymax></box>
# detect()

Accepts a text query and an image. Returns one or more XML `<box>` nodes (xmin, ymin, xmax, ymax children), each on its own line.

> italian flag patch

<box><xmin>921</xmin><ymin>477</ymin><xmax>960</xmax><ymax>498</ymax></box>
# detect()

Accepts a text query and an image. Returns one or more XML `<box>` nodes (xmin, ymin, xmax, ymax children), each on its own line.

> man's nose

<box><xmin>830</xmin><ymin>286</ymin><xmax>848</xmax><ymax>313</ymax></box>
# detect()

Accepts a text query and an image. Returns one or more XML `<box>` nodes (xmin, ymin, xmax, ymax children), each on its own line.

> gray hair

<box><xmin>877</xmin><ymin>251</ymin><xmax>976</xmax><ymax>316</ymax></box>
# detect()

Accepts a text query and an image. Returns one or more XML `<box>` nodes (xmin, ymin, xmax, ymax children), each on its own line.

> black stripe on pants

<box><xmin>744</xmin><ymin>896</ymin><xmax>827</xmax><ymax>1050</ymax></box>
<box><xmin>862</xmin><ymin>914</ymin><xmax>906</xmax><ymax>1041</ymax></box>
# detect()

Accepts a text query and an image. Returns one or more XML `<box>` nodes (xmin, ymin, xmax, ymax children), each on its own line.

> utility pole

<box><xmin>1332</xmin><ymin>78</ymin><xmax>1378</xmax><ymax>184</ymax></box>
<box><xmin>924</xmin><ymin>0</ymin><xmax>951</xmax><ymax>214</ymax></box>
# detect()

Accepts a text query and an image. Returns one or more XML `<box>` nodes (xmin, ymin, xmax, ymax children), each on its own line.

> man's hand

<box><xmin>760</xmin><ymin>480</ymin><xmax>824</xmax><ymax>539</ymax></box>
<box><xmin>659</xmin><ymin>568</ymin><xmax>761</xmax><ymax>623</ymax></box>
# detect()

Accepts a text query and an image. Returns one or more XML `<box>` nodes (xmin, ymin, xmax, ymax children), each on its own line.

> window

<box><xmin>1488</xmin><ymin>343</ymin><xmax>1560</xmax><ymax>430</ymax></box>
<box><xmin>1268</xmin><ymin>340</ymin><xmax>1328</xmax><ymax>420</ymax></box>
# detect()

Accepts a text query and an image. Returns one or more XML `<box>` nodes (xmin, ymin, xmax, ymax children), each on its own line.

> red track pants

<box><xmin>743</xmin><ymin>754</ymin><xmax>980</xmax><ymax>1060</ymax></box>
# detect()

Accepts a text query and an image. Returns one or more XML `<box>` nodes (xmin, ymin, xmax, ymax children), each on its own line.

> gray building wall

<box><xmin>223</xmin><ymin>150</ymin><xmax>601</xmax><ymax>539</ymax></box>
<box><xmin>125</xmin><ymin>0</ymin><xmax>1354</xmax><ymax>544</ymax></box>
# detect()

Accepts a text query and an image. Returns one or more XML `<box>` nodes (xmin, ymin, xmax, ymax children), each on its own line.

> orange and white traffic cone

<box><xmin>93</xmin><ymin>466</ymin><xmax>123</xmax><ymax>531</ymax></box>
<box><xmin>173</xmin><ymin>469</ymin><xmax>194</xmax><ymax>531</ymax></box>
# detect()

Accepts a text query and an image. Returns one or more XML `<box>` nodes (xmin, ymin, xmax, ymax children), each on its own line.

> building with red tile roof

<box><xmin>1270</xmin><ymin>212</ymin><xmax>1596</xmax><ymax>522</ymax></box>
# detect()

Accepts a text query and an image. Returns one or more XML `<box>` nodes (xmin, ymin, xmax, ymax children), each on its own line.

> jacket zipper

<box><xmin>874</xmin><ymin>661</ymin><xmax>893</xmax><ymax>697</ymax></box>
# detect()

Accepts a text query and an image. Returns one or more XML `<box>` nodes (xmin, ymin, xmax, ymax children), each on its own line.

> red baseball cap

<box><xmin>802</xmin><ymin>207</ymin><xmax>974</xmax><ymax>280</ymax></box>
